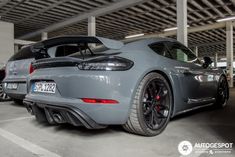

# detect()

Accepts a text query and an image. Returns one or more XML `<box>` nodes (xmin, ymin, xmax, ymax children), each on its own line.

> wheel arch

<box><xmin>128</xmin><ymin>68</ymin><xmax>176</xmax><ymax>120</ymax></box>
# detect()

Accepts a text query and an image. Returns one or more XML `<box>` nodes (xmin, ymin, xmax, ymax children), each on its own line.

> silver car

<box><xmin>3</xmin><ymin>46</ymin><xmax>34</xmax><ymax>103</ymax></box>
<box><xmin>0</xmin><ymin>64</ymin><xmax>11</xmax><ymax>101</ymax></box>
<box><xmin>23</xmin><ymin>36</ymin><xmax>229</xmax><ymax>136</ymax></box>
<box><xmin>3</xmin><ymin>44</ymin><xmax>79</xmax><ymax>103</ymax></box>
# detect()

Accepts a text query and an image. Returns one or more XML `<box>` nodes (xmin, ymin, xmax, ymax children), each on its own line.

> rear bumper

<box><xmin>7</xmin><ymin>93</ymin><xmax>25</xmax><ymax>100</ymax></box>
<box><xmin>23</xmin><ymin>99</ymin><xmax>105</xmax><ymax>129</ymax></box>
<box><xmin>24</xmin><ymin>93</ymin><xmax>131</xmax><ymax>126</ymax></box>
<box><xmin>2</xmin><ymin>81</ymin><xmax>27</xmax><ymax>100</ymax></box>
<box><xmin>26</xmin><ymin>68</ymin><xmax>140</xmax><ymax>125</ymax></box>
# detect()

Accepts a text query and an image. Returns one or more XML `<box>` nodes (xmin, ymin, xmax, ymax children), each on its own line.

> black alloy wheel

<box><xmin>216</xmin><ymin>76</ymin><xmax>229</xmax><ymax>108</ymax></box>
<box><xmin>142</xmin><ymin>79</ymin><xmax>170</xmax><ymax>130</ymax></box>
<box><xmin>123</xmin><ymin>73</ymin><xmax>173</xmax><ymax>136</ymax></box>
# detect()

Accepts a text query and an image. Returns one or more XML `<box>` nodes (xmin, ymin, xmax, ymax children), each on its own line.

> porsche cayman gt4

<box><xmin>23</xmin><ymin>36</ymin><xmax>229</xmax><ymax>136</ymax></box>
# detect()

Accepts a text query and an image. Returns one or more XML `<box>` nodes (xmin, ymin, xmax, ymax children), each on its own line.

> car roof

<box><xmin>122</xmin><ymin>37</ymin><xmax>179</xmax><ymax>51</ymax></box>
<box><xmin>126</xmin><ymin>37</ymin><xmax>178</xmax><ymax>46</ymax></box>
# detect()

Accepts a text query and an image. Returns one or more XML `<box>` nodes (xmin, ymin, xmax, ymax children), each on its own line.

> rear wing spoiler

<box><xmin>31</xmin><ymin>36</ymin><xmax>124</xmax><ymax>59</ymax></box>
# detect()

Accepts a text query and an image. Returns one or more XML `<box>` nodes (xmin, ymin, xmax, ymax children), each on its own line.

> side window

<box><xmin>149</xmin><ymin>42</ymin><xmax>172</xmax><ymax>58</ymax></box>
<box><xmin>9</xmin><ymin>46</ymin><xmax>34</xmax><ymax>61</ymax></box>
<box><xmin>167</xmin><ymin>42</ymin><xmax>200</xmax><ymax>64</ymax></box>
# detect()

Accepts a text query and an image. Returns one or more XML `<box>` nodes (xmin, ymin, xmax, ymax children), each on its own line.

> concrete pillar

<box><xmin>14</xmin><ymin>44</ymin><xmax>19</xmax><ymax>54</ymax></box>
<box><xmin>41</xmin><ymin>32</ymin><xmax>48</xmax><ymax>40</ymax></box>
<box><xmin>88</xmin><ymin>16</ymin><xmax>96</xmax><ymax>48</ymax></box>
<box><xmin>88</xmin><ymin>16</ymin><xmax>96</xmax><ymax>36</ymax></box>
<box><xmin>214</xmin><ymin>53</ymin><xmax>218</xmax><ymax>68</ymax></box>
<box><xmin>226</xmin><ymin>21</ymin><xmax>233</xmax><ymax>87</ymax></box>
<box><xmin>177</xmin><ymin>0</ymin><xmax>187</xmax><ymax>46</ymax></box>
<box><xmin>0</xmin><ymin>21</ymin><xmax>14</xmax><ymax>64</ymax></box>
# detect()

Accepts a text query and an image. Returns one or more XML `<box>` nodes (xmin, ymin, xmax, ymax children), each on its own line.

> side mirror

<box><xmin>203</xmin><ymin>56</ymin><xmax>213</xmax><ymax>68</ymax></box>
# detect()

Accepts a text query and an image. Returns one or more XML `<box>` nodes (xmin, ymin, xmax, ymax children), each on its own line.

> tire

<box><xmin>215</xmin><ymin>76</ymin><xmax>229</xmax><ymax>108</ymax></box>
<box><xmin>13</xmin><ymin>99</ymin><xmax>23</xmax><ymax>105</ymax></box>
<box><xmin>123</xmin><ymin>72</ymin><xmax>173</xmax><ymax>136</ymax></box>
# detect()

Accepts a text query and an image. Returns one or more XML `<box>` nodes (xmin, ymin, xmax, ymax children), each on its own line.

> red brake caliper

<box><xmin>155</xmin><ymin>95</ymin><xmax>161</xmax><ymax>111</ymax></box>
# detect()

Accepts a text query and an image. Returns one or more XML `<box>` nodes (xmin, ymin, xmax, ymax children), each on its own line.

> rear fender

<box><xmin>127</xmin><ymin>67</ymin><xmax>180</xmax><ymax>120</ymax></box>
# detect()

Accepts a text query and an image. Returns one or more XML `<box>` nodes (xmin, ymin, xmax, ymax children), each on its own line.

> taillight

<box><xmin>78</xmin><ymin>56</ymin><xmax>133</xmax><ymax>71</ymax></box>
<box><xmin>29</xmin><ymin>64</ymin><xmax>35</xmax><ymax>74</ymax></box>
<box><xmin>81</xmin><ymin>98</ymin><xmax>119</xmax><ymax>104</ymax></box>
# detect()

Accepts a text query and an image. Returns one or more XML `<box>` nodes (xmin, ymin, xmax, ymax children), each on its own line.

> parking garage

<box><xmin>0</xmin><ymin>0</ymin><xmax>234</xmax><ymax>157</ymax></box>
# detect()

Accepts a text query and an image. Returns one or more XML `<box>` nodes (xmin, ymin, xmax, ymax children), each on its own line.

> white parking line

<box><xmin>0</xmin><ymin>116</ymin><xmax>33</xmax><ymax>124</ymax></box>
<box><xmin>0</xmin><ymin>128</ymin><xmax>61</xmax><ymax>157</ymax></box>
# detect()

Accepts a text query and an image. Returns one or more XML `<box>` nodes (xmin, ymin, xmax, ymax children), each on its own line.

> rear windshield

<box><xmin>9</xmin><ymin>44</ymin><xmax>86</xmax><ymax>61</ymax></box>
<box><xmin>55</xmin><ymin>45</ymin><xmax>82</xmax><ymax>57</ymax></box>
<box><xmin>68</xmin><ymin>45</ymin><xmax>114</xmax><ymax>59</ymax></box>
<box><xmin>48</xmin><ymin>44</ymin><xmax>110</xmax><ymax>59</ymax></box>
<box><xmin>9</xmin><ymin>46</ymin><xmax>34</xmax><ymax>61</ymax></box>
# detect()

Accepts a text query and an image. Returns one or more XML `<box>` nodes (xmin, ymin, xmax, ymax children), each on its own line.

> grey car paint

<box><xmin>3</xmin><ymin>41</ymin><xmax>80</xmax><ymax>100</ymax></box>
<box><xmin>23</xmin><ymin>36</ymin><xmax>225</xmax><ymax>127</ymax></box>
<box><xmin>3</xmin><ymin>58</ymin><xmax>34</xmax><ymax>100</ymax></box>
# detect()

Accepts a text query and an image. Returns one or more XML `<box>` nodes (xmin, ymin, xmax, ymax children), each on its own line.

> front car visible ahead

<box><xmin>0</xmin><ymin>64</ymin><xmax>11</xmax><ymax>101</ymax></box>
<box><xmin>3</xmin><ymin>46</ymin><xmax>35</xmax><ymax>102</ymax></box>
<box><xmin>23</xmin><ymin>36</ymin><xmax>228</xmax><ymax>136</ymax></box>
<box><xmin>3</xmin><ymin>42</ymin><xmax>80</xmax><ymax>102</ymax></box>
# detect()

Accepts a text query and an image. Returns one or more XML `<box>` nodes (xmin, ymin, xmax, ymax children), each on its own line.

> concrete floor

<box><xmin>0</xmin><ymin>90</ymin><xmax>235</xmax><ymax>157</ymax></box>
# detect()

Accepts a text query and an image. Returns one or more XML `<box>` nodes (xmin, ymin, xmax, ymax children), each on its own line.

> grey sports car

<box><xmin>23</xmin><ymin>36</ymin><xmax>229</xmax><ymax>136</ymax></box>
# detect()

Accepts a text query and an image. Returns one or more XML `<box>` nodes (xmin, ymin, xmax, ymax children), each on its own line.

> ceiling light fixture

<box><xmin>216</xmin><ymin>16</ymin><xmax>235</xmax><ymax>22</ymax></box>
<box><xmin>164</xmin><ymin>25</ymin><xmax>190</xmax><ymax>32</ymax></box>
<box><xmin>125</xmin><ymin>33</ymin><xmax>145</xmax><ymax>39</ymax></box>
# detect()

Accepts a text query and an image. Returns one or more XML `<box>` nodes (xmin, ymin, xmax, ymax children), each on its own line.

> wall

<box><xmin>0</xmin><ymin>21</ymin><xmax>14</xmax><ymax>66</ymax></box>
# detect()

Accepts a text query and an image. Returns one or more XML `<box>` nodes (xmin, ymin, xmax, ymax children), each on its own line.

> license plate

<box><xmin>33</xmin><ymin>82</ymin><xmax>56</xmax><ymax>94</ymax></box>
<box><xmin>6</xmin><ymin>83</ymin><xmax>18</xmax><ymax>90</ymax></box>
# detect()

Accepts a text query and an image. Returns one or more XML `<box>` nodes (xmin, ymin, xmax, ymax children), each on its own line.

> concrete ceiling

<box><xmin>0</xmin><ymin>0</ymin><xmax>234</xmax><ymax>57</ymax></box>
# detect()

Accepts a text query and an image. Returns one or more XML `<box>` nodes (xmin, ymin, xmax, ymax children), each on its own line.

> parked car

<box><xmin>0</xmin><ymin>65</ymin><xmax>11</xmax><ymax>101</ymax></box>
<box><xmin>2</xmin><ymin>46</ymin><xmax>35</xmax><ymax>103</ymax></box>
<box><xmin>3</xmin><ymin>43</ymin><xmax>79</xmax><ymax>103</ymax></box>
<box><xmin>23</xmin><ymin>36</ymin><xmax>229</xmax><ymax>136</ymax></box>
